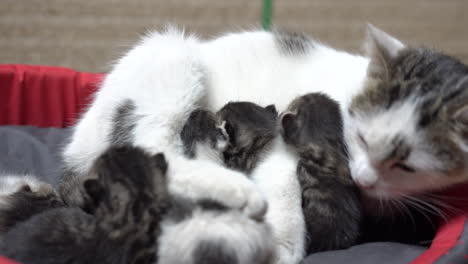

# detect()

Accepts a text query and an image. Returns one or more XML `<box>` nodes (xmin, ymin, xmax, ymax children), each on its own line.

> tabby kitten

<box><xmin>0</xmin><ymin>146</ymin><xmax>169</xmax><ymax>264</ymax></box>
<box><xmin>181</xmin><ymin>102</ymin><xmax>278</xmax><ymax>173</ymax></box>
<box><xmin>0</xmin><ymin>175</ymin><xmax>63</xmax><ymax>234</ymax></box>
<box><xmin>281</xmin><ymin>93</ymin><xmax>362</xmax><ymax>253</ymax></box>
<box><xmin>181</xmin><ymin>102</ymin><xmax>305</xmax><ymax>264</ymax></box>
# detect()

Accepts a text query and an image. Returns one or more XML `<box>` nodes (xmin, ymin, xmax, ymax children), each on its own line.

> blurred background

<box><xmin>1</xmin><ymin>0</ymin><xmax>467</xmax><ymax>72</ymax></box>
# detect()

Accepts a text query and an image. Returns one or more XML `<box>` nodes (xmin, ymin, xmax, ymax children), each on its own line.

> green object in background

<box><xmin>262</xmin><ymin>0</ymin><xmax>273</xmax><ymax>30</ymax></box>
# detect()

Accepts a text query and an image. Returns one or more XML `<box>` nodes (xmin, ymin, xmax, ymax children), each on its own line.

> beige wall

<box><xmin>1</xmin><ymin>0</ymin><xmax>467</xmax><ymax>72</ymax></box>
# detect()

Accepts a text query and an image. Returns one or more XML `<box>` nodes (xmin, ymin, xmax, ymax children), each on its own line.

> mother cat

<box><xmin>61</xmin><ymin>24</ymin><xmax>468</xmax><ymax>262</ymax></box>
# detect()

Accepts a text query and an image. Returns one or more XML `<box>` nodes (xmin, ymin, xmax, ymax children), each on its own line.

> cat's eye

<box><xmin>392</xmin><ymin>162</ymin><xmax>416</xmax><ymax>173</ymax></box>
<box><xmin>357</xmin><ymin>132</ymin><xmax>368</xmax><ymax>149</ymax></box>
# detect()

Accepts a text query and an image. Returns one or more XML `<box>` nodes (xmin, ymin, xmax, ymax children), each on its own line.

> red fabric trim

<box><xmin>410</xmin><ymin>215</ymin><xmax>467</xmax><ymax>264</ymax></box>
<box><xmin>0</xmin><ymin>64</ymin><xmax>103</xmax><ymax>128</ymax></box>
<box><xmin>0</xmin><ymin>256</ymin><xmax>19</xmax><ymax>264</ymax></box>
<box><xmin>410</xmin><ymin>183</ymin><xmax>468</xmax><ymax>264</ymax></box>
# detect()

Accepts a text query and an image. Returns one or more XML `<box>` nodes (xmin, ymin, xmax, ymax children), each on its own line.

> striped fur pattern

<box><xmin>346</xmin><ymin>25</ymin><xmax>468</xmax><ymax>199</ymax></box>
<box><xmin>281</xmin><ymin>93</ymin><xmax>362</xmax><ymax>253</ymax></box>
<box><xmin>181</xmin><ymin>102</ymin><xmax>305</xmax><ymax>263</ymax></box>
<box><xmin>0</xmin><ymin>175</ymin><xmax>63</xmax><ymax>234</ymax></box>
<box><xmin>0</xmin><ymin>146</ymin><xmax>169</xmax><ymax>264</ymax></box>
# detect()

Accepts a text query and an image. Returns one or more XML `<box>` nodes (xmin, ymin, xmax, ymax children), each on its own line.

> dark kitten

<box><xmin>218</xmin><ymin>102</ymin><xmax>278</xmax><ymax>174</ymax></box>
<box><xmin>281</xmin><ymin>93</ymin><xmax>362</xmax><ymax>253</ymax></box>
<box><xmin>0</xmin><ymin>146</ymin><xmax>169</xmax><ymax>264</ymax></box>
<box><xmin>180</xmin><ymin>108</ymin><xmax>228</xmax><ymax>159</ymax></box>
<box><xmin>181</xmin><ymin>102</ymin><xmax>278</xmax><ymax>174</ymax></box>
<box><xmin>0</xmin><ymin>176</ymin><xmax>63</xmax><ymax>234</ymax></box>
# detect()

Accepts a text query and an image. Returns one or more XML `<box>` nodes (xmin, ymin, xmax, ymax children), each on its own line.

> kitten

<box><xmin>0</xmin><ymin>175</ymin><xmax>63</xmax><ymax>234</ymax></box>
<box><xmin>280</xmin><ymin>93</ymin><xmax>362</xmax><ymax>253</ymax></box>
<box><xmin>181</xmin><ymin>102</ymin><xmax>305</xmax><ymax>264</ymax></box>
<box><xmin>0</xmin><ymin>146</ymin><xmax>169</xmax><ymax>264</ymax></box>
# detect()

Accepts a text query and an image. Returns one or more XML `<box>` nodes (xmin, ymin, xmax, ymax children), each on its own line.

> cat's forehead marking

<box><xmin>273</xmin><ymin>31</ymin><xmax>314</xmax><ymax>56</ymax></box>
<box><xmin>355</xmin><ymin>99</ymin><xmax>420</xmax><ymax>161</ymax></box>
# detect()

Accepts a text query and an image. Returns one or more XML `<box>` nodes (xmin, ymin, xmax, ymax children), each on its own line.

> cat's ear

<box><xmin>265</xmin><ymin>104</ymin><xmax>278</xmax><ymax>117</ymax></box>
<box><xmin>82</xmin><ymin>179</ymin><xmax>103</xmax><ymax>214</ymax></box>
<box><xmin>280</xmin><ymin>112</ymin><xmax>299</xmax><ymax>142</ymax></box>
<box><xmin>365</xmin><ymin>24</ymin><xmax>405</xmax><ymax>79</ymax></box>
<box><xmin>451</xmin><ymin>105</ymin><xmax>468</xmax><ymax>152</ymax></box>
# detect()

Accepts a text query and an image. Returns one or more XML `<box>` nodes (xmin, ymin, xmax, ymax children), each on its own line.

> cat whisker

<box><xmin>395</xmin><ymin>198</ymin><xmax>416</xmax><ymax>230</ymax></box>
<box><xmin>419</xmin><ymin>194</ymin><xmax>464</xmax><ymax>216</ymax></box>
<box><xmin>403</xmin><ymin>195</ymin><xmax>448</xmax><ymax>225</ymax></box>
<box><xmin>401</xmin><ymin>195</ymin><xmax>438</xmax><ymax>230</ymax></box>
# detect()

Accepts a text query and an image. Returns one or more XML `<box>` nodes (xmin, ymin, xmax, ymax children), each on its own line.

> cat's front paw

<box><xmin>169</xmin><ymin>161</ymin><xmax>268</xmax><ymax>221</ymax></box>
<box><xmin>209</xmin><ymin>173</ymin><xmax>268</xmax><ymax>221</ymax></box>
<box><xmin>274</xmin><ymin>243</ymin><xmax>304</xmax><ymax>264</ymax></box>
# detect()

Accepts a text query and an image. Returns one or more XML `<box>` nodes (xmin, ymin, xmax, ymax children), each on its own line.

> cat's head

<box><xmin>217</xmin><ymin>102</ymin><xmax>278</xmax><ymax>173</ymax></box>
<box><xmin>347</xmin><ymin>25</ymin><xmax>468</xmax><ymax>199</ymax></box>
<box><xmin>281</xmin><ymin>93</ymin><xmax>345</xmax><ymax>153</ymax></box>
<box><xmin>84</xmin><ymin>146</ymin><xmax>169</xmax><ymax>228</ymax></box>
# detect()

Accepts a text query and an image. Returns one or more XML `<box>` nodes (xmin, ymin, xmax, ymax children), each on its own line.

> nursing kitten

<box><xmin>0</xmin><ymin>146</ymin><xmax>169</xmax><ymax>264</ymax></box>
<box><xmin>0</xmin><ymin>175</ymin><xmax>63</xmax><ymax>234</ymax></box>
<box><xmin>61</xmin><ymin>24</ymin><xmax>468</xmax><ymax>261</ymax></box>
<box><xmin>181</xmin><ymin>102</ymin><xmax>278</xmax><ymax>173</ymax></box>
<box><xmin>281</xmin><ymin>93</ymin><xmax>362</xmax><ymax>253</ymax></box>
<box><xmin>181</xmin><ymin>102</ymin><xmax>306</xmax><ymax>264</ymax></box>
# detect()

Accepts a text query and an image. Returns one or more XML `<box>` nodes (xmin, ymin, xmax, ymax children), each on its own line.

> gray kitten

<box><xmin>280</xmin><ymin>93</ymin><xmax>362</xmax><ymax>253</ymax></box>
<box><xmin>0</xmin><ymin>146</ymin><xmax>169</xmax><ymax>264</ymax></box>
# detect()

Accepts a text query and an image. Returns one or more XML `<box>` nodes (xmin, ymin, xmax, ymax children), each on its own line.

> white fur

<box><xmin>250</xmin><ymin>138</ymin><xmax>305</xmax><ymax>264</ymax></box>
<box><xmin>0</xmin><ymin>174</ymin><xmax>55</xmax><ymax>208</ymax></box>
<box><xmin>346</xmin><ymin>98</ymin><xmax>467</xmax><ymax>199</ymax></box>
<box><xmin>63</xmin><ymin>28</ymin><xmax>370</xmax><ymax>263</ymax></box>
<box><xmin>158</xmin><ymin>208</ymin><xmax>275</xmax><ymax>264</ymax></box>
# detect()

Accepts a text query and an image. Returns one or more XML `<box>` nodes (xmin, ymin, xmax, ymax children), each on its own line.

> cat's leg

<box><xmin>251</xmin><ymin>138</ymin><xmax>305</xmax><ymax>264</ymax></box>
<box><xmin>167</xmin><ymin>153</ymin><xmax>268</xmax><ymax>220</ymax></box>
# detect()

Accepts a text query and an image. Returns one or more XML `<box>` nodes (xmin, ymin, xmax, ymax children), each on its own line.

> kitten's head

<box><xmin>281</xmin><ymin>93</ymin><xmax>345</xmax><ymax>154</ymax></box>
<box><xmin>217</xmin><ymin>102</ymin><xmax>278</xmax><ymax>173</ymax></box>
<box><xmin>84</xmin><ymin>146</ymin><xmax>169</xmax><ymax>231</ymax></box>
<box><xmin>347</xmin><ymin>25</ymin><xmax>468</xmax><ymax>199</ymax></box>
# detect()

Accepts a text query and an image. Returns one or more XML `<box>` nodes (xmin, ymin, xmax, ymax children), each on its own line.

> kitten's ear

<box><xmin>365</xmin><ymin>24</ymin><xmax>405</xmax><ymax>79</ymax></box>
<box><xmin>265</xmin><ymin>104</ymin><xmax>278</xmax><ymax>117</ymax></box>
<box><xmin>451</xmin><ymin>105</ymin><xmax>468</xmax><ymax>152</ymax></box>
<box><xmin>83</xmin><ymin>179</ymin><xmax>103</xmax><ymax>214</ymax></box>
<box><xmin>152</xmin><ymin>153</ymin><xmax>168</xmax><ymax>175</ymax></box>
<box><xmin>280</xmin><ymin>112</ymin><xmax>299</xmax><ymax>140</ymax></box>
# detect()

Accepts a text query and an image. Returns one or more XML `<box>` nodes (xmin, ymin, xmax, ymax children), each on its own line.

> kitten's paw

<box><xmin>0</xmin><ymin>174</ymin><xmax>56</xmax><ymax>198</ymax></box>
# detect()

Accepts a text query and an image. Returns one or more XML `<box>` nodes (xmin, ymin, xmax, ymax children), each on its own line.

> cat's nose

<box><xmin>355</xmin><ymin>178</ymin><xmax>376</xmax><ymax>190</ymax></box>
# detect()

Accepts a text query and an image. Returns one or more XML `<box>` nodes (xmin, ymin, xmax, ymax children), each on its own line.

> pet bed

<box><xmin>0</xmin><ymin>64</ymin><xmax>467</xmax><ymax>264</ymax></box>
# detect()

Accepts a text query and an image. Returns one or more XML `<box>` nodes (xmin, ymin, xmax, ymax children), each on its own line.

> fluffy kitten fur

<box><xmin>181</xmin><ymin>102</ymin><xmax>305</xmax><ymax>263</ymax></box>
<box><xmin>60</xmin><ymin>24</ymin><xmax>468</xmax><ymax>261</ymax></box>
<box><xmin>0</xmin><ymin>175</ymin><xmax>63</xmax><ymax>234</ymax></box>
<box><xmin>281</xmin><ymin>93</ymin><xmax>362</xmax><ymax>252</ymax></box>
<box><xmin>0</xmin><ymin>146</ymin><xmax>169</xmax><ymax>264</ymax></box>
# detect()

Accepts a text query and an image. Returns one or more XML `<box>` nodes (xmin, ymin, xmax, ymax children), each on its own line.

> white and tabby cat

<box><xmin>60</xmin><ymin>24</ymin><xmax>468</xmax><ymax>262</ymax></box>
